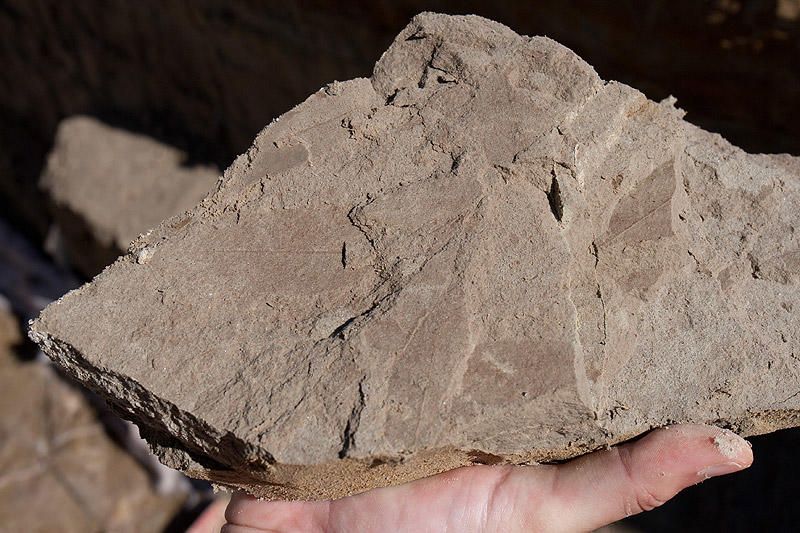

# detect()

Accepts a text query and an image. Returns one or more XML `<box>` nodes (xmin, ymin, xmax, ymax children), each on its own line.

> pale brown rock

<box><xmin>30</xmin><ymin>14</ymin><xmax>800</xmax><ymax>500</ymax></box>
<box><xmin>40</xmin><ymin>116</ymin><xmax>219</xmax><ymax>276</ymax></box>
<box><xmin>0</xmin><ymin>307</ymin><xmax>182</xmax><ymax>532</ymax></box>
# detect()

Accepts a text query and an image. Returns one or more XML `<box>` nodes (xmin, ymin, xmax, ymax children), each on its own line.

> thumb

<box><xmin>546</xmin><ymin>424</ymin><xmax>753</xmax><ymax>532</ymax></box>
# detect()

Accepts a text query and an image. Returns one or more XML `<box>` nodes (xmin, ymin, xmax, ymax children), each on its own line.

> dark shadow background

<box><xmin>1</xmin><ymin>1</ymin><xmax>798</xmax><ymax>531</ymax></box>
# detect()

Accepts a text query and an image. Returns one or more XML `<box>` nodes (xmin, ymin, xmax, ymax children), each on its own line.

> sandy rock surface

<box><xmin>31</xmin><ymin>14</ymin><xmax>800</xmax><ymax>500</ymax></box>
<box><xmin>40</xmin><ymin>116</ymin><xmax>219</xmax><ymax>276</ymax></box>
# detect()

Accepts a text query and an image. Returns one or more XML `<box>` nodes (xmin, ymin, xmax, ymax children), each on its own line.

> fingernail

<box><xmin>697</xmin><ymin>461</ymin><xmax>744</xmax><ymax>479</ymax></box>
<box><xmin>712</xmin><ymin>429</ymin><xmax>750</xmax><ymax>460</ymax></box>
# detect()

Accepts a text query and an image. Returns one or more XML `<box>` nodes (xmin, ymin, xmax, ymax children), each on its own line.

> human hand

<box><xmin>220</xmin><ymin>424</ymin><xmax>752</xmax><ymax>532</ymax></box>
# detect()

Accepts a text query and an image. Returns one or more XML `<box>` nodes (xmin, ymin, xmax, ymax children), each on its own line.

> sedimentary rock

<box><xmin>30</xmin><ymin>14</ymin><xmax>800</xmax><ymax>500</ymax></box>
<box><xmin>40</xmin><ymin>116</ymin><xmax>219</xmax><ymax>276</ymax></box>
<box><xmin>0</xmin><ymin>307</ymin><xmax>182</xmax><ymax>532</ymax></box>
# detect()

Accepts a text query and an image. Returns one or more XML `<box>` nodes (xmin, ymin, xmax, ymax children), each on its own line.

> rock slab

<box><xmin>30</xmin><ymin>14</ymin><xmax>800</xmax><ymax>500</ymax></box>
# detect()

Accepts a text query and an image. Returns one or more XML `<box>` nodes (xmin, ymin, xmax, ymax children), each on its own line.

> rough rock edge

<box><xmin>29</xmin><ymin>323</ymin><xmax>800</xmax><ymax>500</ymax></box>
<box><xmin>28</xmin><ymin>329</ymin><xmax>274</xmax><ymax>472</ymax></box>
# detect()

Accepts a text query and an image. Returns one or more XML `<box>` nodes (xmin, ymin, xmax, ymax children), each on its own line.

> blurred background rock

<box><xmin>0</xmin><ymin>304</ymin><xmax>184</xmax><ymax>532</ymax></box>
<box><xmin>0</xmin><ymin>1</ymin><xmax>797</xmax><ymax>531</ymax></box>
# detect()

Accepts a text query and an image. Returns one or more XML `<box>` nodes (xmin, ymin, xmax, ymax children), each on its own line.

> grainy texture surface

<box><xmin>41</xmin><ymin>116</ymin><xmax>219</xmax><ymax>276</ymax></box>
<box><xmin>31</xmin><ymin>14</ymin><xmax>800</xmax><ymax>500</ymax></box>
<box><xmin>0</xmin><ymin>308</ymin><xmax>181</xmax><ymax>532</ymax></box>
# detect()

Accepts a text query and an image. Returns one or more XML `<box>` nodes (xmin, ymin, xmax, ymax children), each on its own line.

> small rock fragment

<box><xmin>135</xmin><ymin>245</ymin><xmax>157</xmax><ymax>265</ymax></box>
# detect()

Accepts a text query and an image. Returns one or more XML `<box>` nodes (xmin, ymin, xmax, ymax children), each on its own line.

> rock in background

<box><xmin>41</xmin><ymin>116</ymin><xmax>218</xmax><ymax>277</ymax></box>
<box><xmin>0</xmin><ymin>305</ymin><xmax>183</xmax><ymax>532</ymax></box>
<box><xmin>0</xmin><ymin>150</ymin><xmax>214</xmax><ymax>530</ymax></box>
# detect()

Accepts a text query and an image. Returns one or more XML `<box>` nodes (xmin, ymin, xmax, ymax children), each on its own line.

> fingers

<box><xmin>224</xmin><ymin>494</ymin><xmax>330</xmax><ymax>532</ymax></box>
<box><xmin>223</xmin><ymin>466</ymin><xmax>503</xmax><ymax>533</ymax></box>
<box><xmin>186</xmin><ymin>495</ymin><xmax>229</xmax><ymax>533</ymax></box>
<box><xmin>223</xmin><ymin>424</ymin><xmax>753</xmax><ymax>533</ymax></box>
<box><xmin>542</xmin><ymin>424</ymin><xmax>753</xmax><ymax>531</ymax></box>
<box><xmin>221</xmin><ymin>525</ymin><xmax>279</xmax><ymax>533</ymax></box>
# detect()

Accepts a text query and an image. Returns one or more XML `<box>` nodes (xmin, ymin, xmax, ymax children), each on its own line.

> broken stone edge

<box><xmin>29</xmin><ymin>323</ymin><xmax>799</xmax><ymax>500</ymax></box>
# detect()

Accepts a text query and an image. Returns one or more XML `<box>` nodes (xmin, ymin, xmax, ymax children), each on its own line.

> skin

<box><xmin>189</xmin><ymin>424</ymin><xmax>752</xmax><ymax>533</ymax></box>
